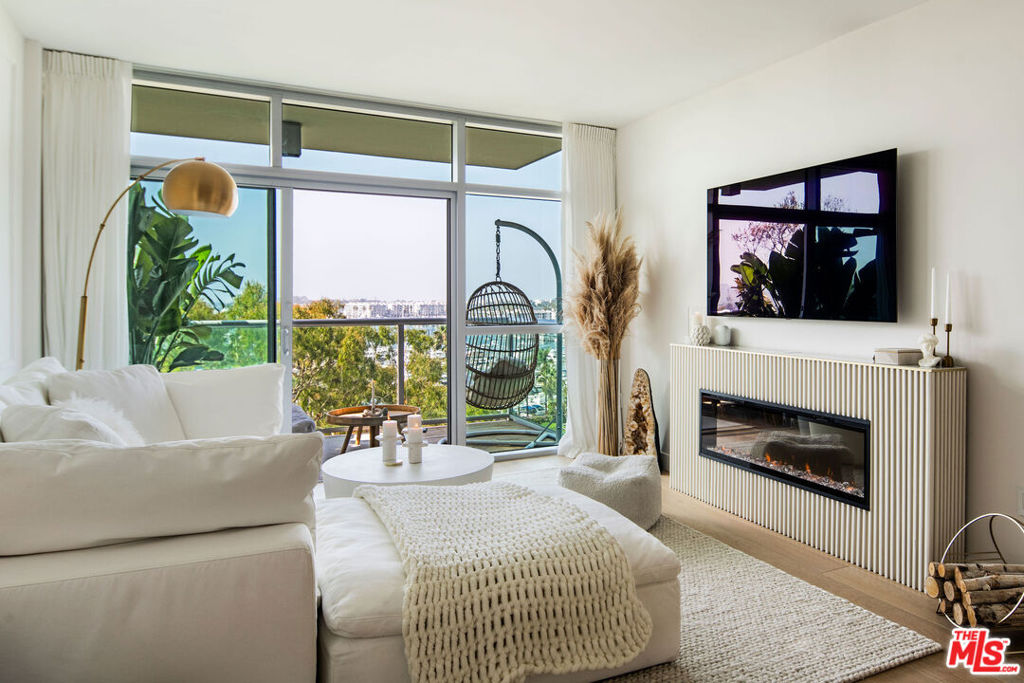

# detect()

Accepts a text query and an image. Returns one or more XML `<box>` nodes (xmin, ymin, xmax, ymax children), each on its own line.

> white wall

<box><xmin>0</xmin><ymin>3</ymin><xmax>41</xmax><ymax>379</ymax></box>
<box><xmin>618</xmin><ymin>0</ymin><xmax>1024</xmax><ymax>554</ymax></box>
<box><xmin>0</xmin><ymin>3</ymin><xmax>24</xmax><ymax>377</ymax></box>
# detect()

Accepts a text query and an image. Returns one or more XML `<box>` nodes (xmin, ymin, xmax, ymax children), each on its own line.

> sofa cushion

<box><xmin>0</xmin><ymin>357</ymin><xmax>66</xmax><ymax>412</ymax></box>
<box><xmin>0</xmin><ymin>432</ymin><xmax>323</xmax><ymax>556</ymax></box>
<box><xmin>47</xmin><ymin>364</ymin><xmax>186</xmax><ymax>444</ymax></box>
<box><xmin>161</xmin><ymin>364</ymin><xmax>285</xmax><ymax>439</ymax></box>
<box><xmin>53</xmin><ymin>396</ymin><xmax>145</xmax><ymax>446</ymax></box>
<box><xmin>315</xmin><ymin>484</ymin><xmax>680</xmax><ymax>639</ymax></box>
<box><xmin>0</xmin><ymin>404</ymin><xmax>129</xmax><ymax>445</ymax></box>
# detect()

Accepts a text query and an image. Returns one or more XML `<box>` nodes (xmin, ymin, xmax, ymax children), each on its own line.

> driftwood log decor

<box><xmin>623</xmin><ymin>369</ymin><xmax>660</xmax><ymax>458</ymax></box>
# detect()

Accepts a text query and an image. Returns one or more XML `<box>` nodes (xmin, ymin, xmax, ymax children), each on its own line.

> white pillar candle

<box><xmin>404</xmin><ymin>427</ymin><xmax>423</xmax><ymax>443</ymax></box>
<box><xmin>945</xmin><ymin>273</ymin><xmax>952</xmax><ymax>324</ymax></box>
<box><xmin>382</xmin><ymin>420</ymin><xmax>398</xmax><ymax>437</ymax></box>
<box><xmin>929</xmin><ymin>267</ymin><xmax>936</xmax><ymax>319</ymax></box>
<box><xmin>407</xmin><ymin>414</ymin><xmax>422</xmax><ymax>430</ymax></box>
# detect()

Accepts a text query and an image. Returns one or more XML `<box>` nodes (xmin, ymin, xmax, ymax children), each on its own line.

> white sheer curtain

<box><xmin>558</xmin><ymin>123</ymin><xmax>616</xmax><ymax>458</ymax></box>
<box><xmin>42</xmin><ymin>50</ymin><xmax>131</xmax><ymax>370</ymax></box>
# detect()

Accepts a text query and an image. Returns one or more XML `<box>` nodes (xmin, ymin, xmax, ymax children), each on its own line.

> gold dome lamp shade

<box><xmin>75</xmin><ymin>157</ymin><xmax>238</xmax><ymax>369</ymax></box>
<box><xmin>162</xmin><ymin>159</ymin><xmax>238</xmax><ymax>217</ymax></box>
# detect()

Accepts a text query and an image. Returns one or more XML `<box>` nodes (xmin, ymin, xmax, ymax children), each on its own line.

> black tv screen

<box><xmin>707</xmin><ymin>149</ymin><xmax>897</xmax><ymax>322</ymax></box>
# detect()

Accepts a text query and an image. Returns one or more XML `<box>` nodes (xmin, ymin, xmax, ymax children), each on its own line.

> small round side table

<box><xmin>325</xmin><ymin>404</ymin><xmax>419</xmax><ymax>454</ymax></box>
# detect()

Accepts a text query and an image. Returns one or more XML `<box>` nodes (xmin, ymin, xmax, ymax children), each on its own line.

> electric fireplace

<box><xmin>700</xmin><ymin>391</ymin><xmax>870</xmax><ymax>508</ymax></box>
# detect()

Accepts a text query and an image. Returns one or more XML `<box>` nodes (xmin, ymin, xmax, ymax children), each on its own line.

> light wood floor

<box><xmin>492</xmin><ymin>455</ymin><xmax>1021</xmax><ymax>682</ymax></box>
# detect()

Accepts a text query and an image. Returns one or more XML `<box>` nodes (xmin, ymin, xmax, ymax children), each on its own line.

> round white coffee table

<box><xmin>322</xmin><ymin>444</ymin><xmax>494</xmax><ymax>498</ymax></box>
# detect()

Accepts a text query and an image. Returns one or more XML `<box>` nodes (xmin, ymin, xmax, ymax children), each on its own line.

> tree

<box><xmin>404</xmin><ymin>327</ymin><xmax>447</xmax><ymax>419</ymax></box>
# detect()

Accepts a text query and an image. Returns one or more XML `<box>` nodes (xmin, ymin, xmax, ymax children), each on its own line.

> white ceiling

<box><xmin>2</xmin><ymin>0</ymin><xmax>925</xmax><ymax>127</ymax></box>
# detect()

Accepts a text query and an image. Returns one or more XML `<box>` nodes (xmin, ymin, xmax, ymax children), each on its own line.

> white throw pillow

<box><xmin>0</xmin><ymin>432</ymin><xmax>323</xmax><ymax>556</ymax></box>
<box><xmin>47</xmin><ymin>365</ymin><xmax>186</xmax><ymax>444</ymax></box>
<box><xmin>54</xmin><ymin>396</ymin><xmax>145</xmax><ymax>447</ymax></box>
<box><xmin>0</xmin><ymin>404</ymin><xmax>128</xmax><ymax>445</ymax></box>
<box><xmin>161</xmin><ymin>364</ymin><xmax>285</xmax><ymax>439</ymax></box>
<box><xmin>0</xmin><ymin>357</ymin><xmax>66</xmax><ymax>411</ymax></box>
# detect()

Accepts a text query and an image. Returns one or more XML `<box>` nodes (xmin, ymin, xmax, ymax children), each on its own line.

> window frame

<box><xmin>130</xmin><ymin>69</ymin><xmax>564</xmax><ymax>457</ymax></box>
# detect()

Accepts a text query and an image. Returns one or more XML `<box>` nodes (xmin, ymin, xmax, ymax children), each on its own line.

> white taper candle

<box><xmin>944</xmin><ymin>273</ymin><xmax>952</xmax><ymax>324</ymax></box>
<box><xmin>929</xmin><ymin>267</ymin><xmax>935</xmax><ymax>319</ymax></box>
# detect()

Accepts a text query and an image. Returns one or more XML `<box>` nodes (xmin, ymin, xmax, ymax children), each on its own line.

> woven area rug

<box><xmin>498</xmin><ymin>467</ymin><xmax>942</xmax><ymax>682</ymax></box>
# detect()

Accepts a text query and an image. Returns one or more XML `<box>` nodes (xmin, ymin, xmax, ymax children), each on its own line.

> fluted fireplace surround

<box><xmin>670</xmin><ymin>344</ymin><xmax>966</xmax><ymax>591</ymax></box>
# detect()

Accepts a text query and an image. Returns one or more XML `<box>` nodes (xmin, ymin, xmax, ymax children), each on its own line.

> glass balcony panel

<box><xmin>465</xmin><ymin>332</ymin><xmax>564</xmax><ymax>454</ymax></box>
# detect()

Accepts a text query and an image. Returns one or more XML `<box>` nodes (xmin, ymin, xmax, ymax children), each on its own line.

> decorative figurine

<box><xmin>918</xmin><ymin>333</ymin><xmax>941</xmax><ymax>368</ymax></box>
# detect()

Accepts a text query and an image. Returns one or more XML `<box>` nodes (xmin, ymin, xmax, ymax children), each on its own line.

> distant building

<box><xmin>341</xmin><ymin>300</ymin><xmax>446</xmax><ymax>319</ymax></box>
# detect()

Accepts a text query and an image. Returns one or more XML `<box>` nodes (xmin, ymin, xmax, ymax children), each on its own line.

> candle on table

<box><xmin>382</xmin><ymin>420</ymin><xmax>398</xmax><ymax>437</ymax></box>
<box><xmin>929</xmin><ymin>267</ymin><xmax>936</xmax><ymax>320</ymax></box>
<box><xmin>945</xmin><ymin>273</ymin><xmax>952</xmax><ymax>324</ymax></box>
<box><xmin>407</xmin><ymin>414</ymin><xmax>422</xmax><ymax>430</ymax></box>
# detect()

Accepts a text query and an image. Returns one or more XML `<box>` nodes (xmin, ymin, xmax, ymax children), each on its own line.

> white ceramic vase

<box><xmin>690</xmin><ymin>312</ymin><xmax>711</xmax><ymax>346</ymax></box>
<box><xmin>712</xmin><ymin>324</ymin><xmax>732</xmax><ymax>346</ymax></box>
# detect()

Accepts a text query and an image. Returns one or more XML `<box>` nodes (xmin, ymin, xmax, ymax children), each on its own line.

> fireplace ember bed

<box><xmin>700</xmin><ymin>391</ymin><xmax>870</xmax><ymax>509</ymax></box>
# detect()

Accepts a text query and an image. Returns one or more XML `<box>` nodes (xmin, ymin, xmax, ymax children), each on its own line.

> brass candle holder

<box><xmin>941</xmin><ymin>323</ymin><xmax>954</xmax><ymax>367</ymax></box>
<box><xmin>930</xmin><ymin>317</ymin><xmax>938</xmax><ymax>336</ymax></box>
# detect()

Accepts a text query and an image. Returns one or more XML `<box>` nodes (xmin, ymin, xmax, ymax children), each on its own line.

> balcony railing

<box><xmin>189</xmin><ymin>316</ymin><xmax>565</xmax><ymax>452</ymax></box>
<box><xmin>291</xmin><ymin>316</ymin><xmax>446</xmax><ymax>405</ymax></box>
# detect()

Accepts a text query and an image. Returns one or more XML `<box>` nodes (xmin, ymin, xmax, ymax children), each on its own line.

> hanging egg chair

<box><xmin>465</xmin><ymin>224</ymin><xmax>539</xmax><ymax>410</ymax></box>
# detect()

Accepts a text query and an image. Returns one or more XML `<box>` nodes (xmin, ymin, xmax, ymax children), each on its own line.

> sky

<box><xmin>132</xmin><ymin>133</ymin><xmax>562</xmax><ymax>307</ymax></box>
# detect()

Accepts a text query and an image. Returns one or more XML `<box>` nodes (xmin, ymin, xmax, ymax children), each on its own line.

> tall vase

<box><xmin>597</xmin><ymin>357</ymin><xmax>620</xmax><ymax>455</ymax></box>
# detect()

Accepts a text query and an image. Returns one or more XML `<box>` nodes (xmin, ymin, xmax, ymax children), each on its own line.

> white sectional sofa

<box><xmin>0</xmin><ymin>358</ymin><xmax>322</xmax><ymax>683</ymax></box>
<box><xmin>0</xmin><ymin>357</ymin><xmax>681</xmax><ymax>683</ymax></box>
<box><xmin>315</xmin><ymin>485</ymin><xmax>681</xmax><ymax>683</ymax></box>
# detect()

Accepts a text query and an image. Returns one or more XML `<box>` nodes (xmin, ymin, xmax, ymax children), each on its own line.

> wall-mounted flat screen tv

<box><xmin>707</xmin><ymin>149</ymin><xmax>897</xmax><ymax>322</ymax></box>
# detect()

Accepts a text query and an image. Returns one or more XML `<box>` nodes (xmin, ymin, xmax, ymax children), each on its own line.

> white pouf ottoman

<box><xmin>558</xmin><ymin>453</ymin><xmax>661</xmax><ymax>529</ymax></box>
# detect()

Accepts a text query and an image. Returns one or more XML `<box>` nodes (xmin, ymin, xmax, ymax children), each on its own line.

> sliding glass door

<box><xmin>286</xmin><ymin>189</ymin><xmax>451</xmax><ymax>441</ymax></box>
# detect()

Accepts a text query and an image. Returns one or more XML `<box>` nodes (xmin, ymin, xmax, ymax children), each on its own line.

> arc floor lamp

<box><xmin>75</xmin><ymin>157</ymin><xmax>238</xmax><ymax>370</ymax></box>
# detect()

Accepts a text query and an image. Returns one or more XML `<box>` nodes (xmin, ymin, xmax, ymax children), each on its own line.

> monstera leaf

<box><xmin>127</xmin><ymin>185</ymin><xmax>245</xmax><ymax>371</ymax></box>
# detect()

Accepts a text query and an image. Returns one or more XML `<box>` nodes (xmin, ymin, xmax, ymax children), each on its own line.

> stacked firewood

<box><xmin>927</xmin><ymin>562</ymin><xmax>1024</xmax><ymax>627</ymax></box>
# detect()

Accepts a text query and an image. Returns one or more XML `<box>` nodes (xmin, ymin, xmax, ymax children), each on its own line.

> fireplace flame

<box><xmin>804</xmin><ymin>463</ymin><xmax>812</xmax><ymax>474</ymax></box>
<box><xmin>764</xmin><ymin>453</ymin><xmax>772</xmax><ymax>464</ymax></box>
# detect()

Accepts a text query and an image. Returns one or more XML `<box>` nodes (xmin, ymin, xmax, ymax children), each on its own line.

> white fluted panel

<box><xmin>670</xmin><ymin>344</ymin><xmax>967</xmax><ymax>591</ymax></box>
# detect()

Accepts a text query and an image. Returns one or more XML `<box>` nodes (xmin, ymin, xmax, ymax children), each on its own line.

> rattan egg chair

<box><xmin>465</xmin><ymin>225</ymin><xmax>539</xmax><ymax>410</ymax></box>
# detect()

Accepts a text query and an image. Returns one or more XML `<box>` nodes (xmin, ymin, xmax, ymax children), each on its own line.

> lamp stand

<box><xmin>75</xmin><ymin>157</ymin><xmax>201</xmax><ymax>370</ymax></box>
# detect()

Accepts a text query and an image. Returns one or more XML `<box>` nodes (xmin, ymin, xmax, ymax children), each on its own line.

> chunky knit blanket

<box><xmin>354</xmin><ymin>481</ymin><xmax>652</xmax><ymax>683</ymax></box>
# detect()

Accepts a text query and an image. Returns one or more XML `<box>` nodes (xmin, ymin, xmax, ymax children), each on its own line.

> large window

<box><xmin>129</xmin><ymin>72</ymin><xmax>563</xmax><ymax>457</ymax></box>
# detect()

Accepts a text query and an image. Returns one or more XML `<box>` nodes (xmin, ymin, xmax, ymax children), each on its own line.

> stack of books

<box><xmin>873</xmin><ymin>348</ymin><xmax>923</xmax><ymax>366</ymax></box>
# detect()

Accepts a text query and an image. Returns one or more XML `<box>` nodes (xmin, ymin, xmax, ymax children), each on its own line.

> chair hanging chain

<box><xmin>495</xmin><ymin>224</ymin><xmax>502</xmax><ymax>281</ymax></box>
